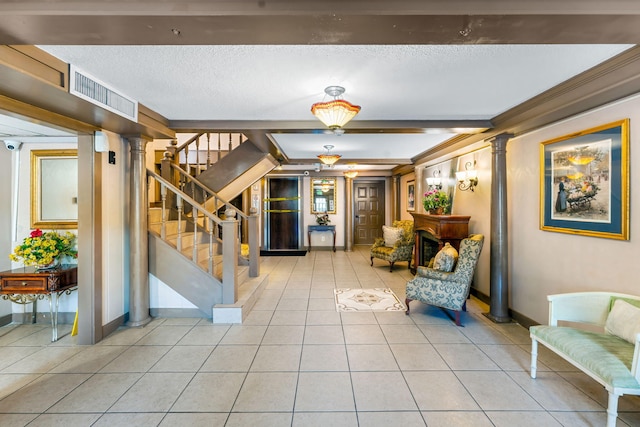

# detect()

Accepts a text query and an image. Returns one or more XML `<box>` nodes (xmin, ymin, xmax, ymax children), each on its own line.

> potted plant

<box><xmin>9</xmin><ymin>229</ymin><xmax>77</xmax><ymax>270</ymax></box>
<box><xmin>422</xmin><ymin>189</ymin><xmax>450</xmax><ymax>215</ymax></box>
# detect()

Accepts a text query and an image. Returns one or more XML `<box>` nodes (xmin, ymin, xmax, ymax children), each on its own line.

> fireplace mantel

<box><xmin>410</xmin><ymin>213</ymin><xmax>470</xmax><ymax>270</ymax></box>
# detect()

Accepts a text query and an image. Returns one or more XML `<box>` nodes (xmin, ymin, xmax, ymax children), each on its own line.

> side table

<box><xmin>308</xmin><ymin>225</ymin><xmax>336</xmax><ymax>252</ymax></box>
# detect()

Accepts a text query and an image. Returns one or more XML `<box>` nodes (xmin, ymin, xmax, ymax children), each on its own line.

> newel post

<box><xmin>222</xmin><ymin>213</ymin><xmax>239</xmax><ymax>304</ymax></box>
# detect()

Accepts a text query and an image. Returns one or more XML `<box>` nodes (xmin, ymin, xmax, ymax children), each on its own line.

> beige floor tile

<box><xmin>92</xmin><ymin>412</ymin><xmax>165</xmax><ymax>426</ymax></box>
<box><xmin>460</xmin><ymin>323</ymin><xmax>514</xmax><ymax>345</ymax></box>
<box><xmin>390</xmin><ymin>343</ymin><xmax>449</xmax><ymax>371</ymax></box>
<box><xmin>47</xmin><ymin>372</ymin><xmax>142</xmax><ymax>413</ymax></box>
<box><xmin>135</xmin><ymin>325</ymin><xmax>192</xmax><ymax>346</ymax></box>
<box><xmin>1</xmin><ymin>346</ymin><xmax>83</xmax><ymax>374</ymax></box>
<box><xmin>304</xmin><ymin>325</ymin><xmax>345</xmax><ymax>344</ymax></box>
<box><xmin>374</xmin><ymin>311</ymin><xmax>415</xmax><ymax>325</ymax></box>
<box><xmin>380</xmin><ymin>324</ymin><xmax>428</xmax><ymax>343</ymax></box>
<box><xmin>0</xmin><ymin>346</ymin><xmax>42</xmax><ymax>371</ymax></box>
<box><xmin>306</xmin><ymin>310</ymin><xmax>341</xmax><ymax>325</ymax></box>
<box><xmin>310</xmin><ymin>288</ymin><xmax>335</xmax><ymax>299</ymax></box>
<box><xmin>109</xmin><ymin>372</ymin><xmax>193</xmax><ymax>412</ymax></box>
<box><xmin>421</xmin><ymin>410</ymin><xmax>494</xmax><ymax>427</ymax></box>
<box><xmin>485</xmin><ymin>410</ymin><xmax>563</xmax><ymax>426</ymax></box>
<box><xmin>270</xmin><ymin>310</ymin><xmax>307</xmax><ymax>325</ymax></box>
<box><xmin>171</xmin><ymin>372</ymin><xmax>245</xmax><ymax>412</ymax></box>
<box><xmin>0</xmin><ymin>413</ymin><xmax>39</xmax><ymax>426</ymax></box>
<box><xmin>199</xmin><ymin>345</ymin><xmax>258</xmax><ymax>372</ymax></box>
<box><xmin>282</xmin><ymin>288</ymin><xmax>311</xmax><ymax>299</ymax></box>
<box><xmin>346</xmin><ymin>344</ymin><xmax>399</xmax><ymax>371</ymax></box>
<box><xmin>150</xmin><ymin>345</ymin><xmax>214</xmax><ymax>372</ymax></box>
<box><xmin>218</xmin><ymin>325</ymin><xmax>267</xmax><ymax>345</ymax></box>
<box><xmin>261</xmin><ymin>325</ymin><xmax>304</xmax><ymax>344</ymax></box>
<box><xmin>0</xmin><ymin>373</ymin><xmax>89</xmax><ymax>413</ymax></box>
<box><xmin>433</xmin><ymin>343</ymin><xmax>500</xmax><ymax>370</ymax></box>
<box><xmin>308</xmin><ymin>298</ymin><xmax>336</xmax><ymax>310</ymax></box>
<box><xmin>295</xmin><ymin>372</ymin><xmax>355</xmax><ymax>411</ymax></box>
<box><xmin>225</xmin><ymin>412</ymin><xmax>293</xmax><ymax>427</ymax></box>
<box><xmin>340</xmin><ymin>312</ymin><xmax>377</xmax><ymax>325</ymax></box>
<box><xmin>418</xmin><ymin>324</ymin><xmax>472</xmax><ymax>343</ymax></box>
<box><xmin>455</xmin><ymin>371</ymin><xmax>544</xmax><ymax>411</ymax></box>
<box><xmin>96</xmin><ymin>326</ymin><xmax>153</xmax><ymax>346</ymax></box>
<box><xmin>176</xmin><ymin>325</ymin><xmax>230</xmax><ymax>345</ymax></box>
<box><xmin>276</xmin><ymin>298</ymin><xmax>308</xmax><ymax>311</ymax></box>
<box><xmin>351</xmin><ymin>371</ymin><xmax>417</xmax><ymax>411</ymax></box>
<box><xmin>27</xmin><ymin>413</ymin><xmax>102</xmax><ymax>426</ymax></box>
<box><xmin>241</xmin><ymin>310</ymin><xmax>274</xmax><ymax>325</ymax></box>
<box><xmin>358</xmin><ymin>411</ymin><xmax>427</xmax><ymax>427</ymax></box>
<box><xmin>99</xmin><ymin>345</ymin><xmax>170</xmax><ymax>373</ymax></box>
<box><xmin>292</xmin><ymin>411</ymin><xmax>358</xmax><ymax>427</ymax></box>
<box><xmin>300</xmin><ymin>344</ymin><xmax>349</xmax><ymax>371</ymax></box>
<box><xmin>250</xmin><ymin>345</ymin><xmax>302</xmax><ymax>371</ymax></box>
<box><xmin>232</xmin><ymin>372</ymin><xmax>298</xmax><ymax>412</ymax></box>
<box><xmin>0</xmin><ymin>373</ymin><xmax>41</xmax><ymax>400</ymax></box>
<box><xmin>405</xmin><ymin>371</ymin><xmax>481</xmax><ymax>411</ymax></box>
<box><xmin>160</xmin><ymin>412</ymin><xmax>229</xmax><ymax>426</ymax></box>
<box><xmin>478</xmin><ymin>343</ymin><xmax>534</xmax><ymax>371</ymax></box>
<box><xmin>343</xmin><ymin>324</ymin><xmax>386</xmax><ymax>344</ymax></box>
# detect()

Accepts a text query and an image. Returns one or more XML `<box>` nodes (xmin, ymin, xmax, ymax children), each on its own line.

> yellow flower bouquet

<box><xmin>9</xmin><ymin>229</ymin><xmax>77</xmax><ymax>268</ymax></box>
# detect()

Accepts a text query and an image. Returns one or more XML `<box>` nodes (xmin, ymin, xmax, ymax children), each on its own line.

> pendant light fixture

<box><xmin>311</xmin><ymin>86</ymin><xmax>361</xmax><ymax>129</ymax></box>
<box><xmin>317</xmin><ymin>144</ymin><xmax>342</xmax><ymax>166</ymax></box>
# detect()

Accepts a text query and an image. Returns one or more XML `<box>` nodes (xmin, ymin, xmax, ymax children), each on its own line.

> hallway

<box><xmin>0</xmin><ymin>247</ymin><xmax>639</xmax><ymax>426</ymax></box>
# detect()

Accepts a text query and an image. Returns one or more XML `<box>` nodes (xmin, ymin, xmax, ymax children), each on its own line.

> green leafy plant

<box><xmin>9</xmin><ymin>229</ymin><xmax>77</xmax><ymax>267</ymax></box>
<box><xmin>422</xmin><ymin>189</ymin><xmax>450</xmax><ymax>213</ymax></box>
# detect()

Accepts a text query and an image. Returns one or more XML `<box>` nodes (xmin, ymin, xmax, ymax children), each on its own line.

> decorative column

<box><xmin>127</xmin><ymin>136</ymin><xmax>151</xmax><ymax>327</ymax></box>
<box><xmin>486</xmin><ymin>133</ymin><xmax>513</xmax><ymax>323</ymax></box>
<box><xmin>345</xmin><ymin>176</ymin><xmax>353</xmax><ymax>251</ymax></box>
<box><xmin>391</xmin><ymin>175</ymin><xmax>399</xmax><ymax>220</ymax></box>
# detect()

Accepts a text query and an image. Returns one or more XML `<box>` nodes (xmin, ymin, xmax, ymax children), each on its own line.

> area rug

<box><xmin>334</xmin><ymin>288</ymin><xmax>406</xmax><ymax>312</ymax></box>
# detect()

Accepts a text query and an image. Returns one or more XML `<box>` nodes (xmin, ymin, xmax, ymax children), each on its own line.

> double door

<box><xmin>263</xmin><ymin>177</ymin><xmax>301</xmax><ymax>250</ymax></box>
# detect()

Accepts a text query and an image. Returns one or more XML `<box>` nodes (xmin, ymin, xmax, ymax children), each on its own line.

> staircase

<box><xmin>146</xmin><ymin>133</ymin><xmax>275</xmax><ymax>323</ymax></box>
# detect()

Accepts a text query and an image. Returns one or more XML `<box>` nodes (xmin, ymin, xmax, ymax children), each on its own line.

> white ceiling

<box><xmin>2</xmin><ymin>44</ymin><xmax>633</xmax><ymax>170</ymax></box>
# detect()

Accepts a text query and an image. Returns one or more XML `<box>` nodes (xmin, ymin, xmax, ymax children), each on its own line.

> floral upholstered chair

<box><xmin>405</xmin><ymin>234</ymin><xmax>484</xmax><ymax>326</ymax></box>
<box><xmin>370</xmin><ymin>220</ymin><xmax>415</xmax><ymax>272</ymax></box>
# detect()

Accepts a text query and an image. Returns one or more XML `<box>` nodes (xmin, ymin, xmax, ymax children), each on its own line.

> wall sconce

<box><xmin>426</xmin><ymin>169</ymin><xmax>442</xmax><ymax>190</ymax></box>
<box><xmin>455</xmin><ymin>161</ymin><xmax>478</xmax><ymax>192</ymax></box>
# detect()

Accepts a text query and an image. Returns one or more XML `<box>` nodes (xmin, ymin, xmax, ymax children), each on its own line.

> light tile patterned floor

<box><xmin>1</xmin><ymin>246</ymin><xmax>639</xmax><ymax>426</ymax></box>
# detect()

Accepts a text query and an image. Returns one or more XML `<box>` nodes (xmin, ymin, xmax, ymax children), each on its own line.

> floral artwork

<box><xmin>407</xmin><ymin>180</ymin><xmax>415</xmax><ymax>211</ymax></box>
<box><xmin>540</xmin><ymin>119</ymin><xmax>629</xmax><ymax>240</ymax></box>
<box><xmin>9</xmin><ymin>229</ymin><xmax>78</xmax><ymax>267</ymax></box>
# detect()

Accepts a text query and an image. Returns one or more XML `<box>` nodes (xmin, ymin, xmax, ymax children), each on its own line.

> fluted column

<box><xmin>486</xmin><ymin>133</ymin><xmax>513</xmax><ymax>323</ymax></box>
<box><xmin>345</xmin><ymin>177</ymin><xmax>353</xmax><ymax>251</ymax></box>
<box><xmin>127</xmin><ymin>136</ymin><xmax>151</xmax><ymax>327</ymax></box>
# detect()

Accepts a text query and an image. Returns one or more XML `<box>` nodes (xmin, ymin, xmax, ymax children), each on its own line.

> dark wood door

<box><xmin>354</xmin><ymin>180</ymin><xmax>385</xmax><ymax>245</ymax></box>
<box><xmin>267</xmin><ymin>177</ymin><xmax>300</xmax><ymax>250</ymax></box>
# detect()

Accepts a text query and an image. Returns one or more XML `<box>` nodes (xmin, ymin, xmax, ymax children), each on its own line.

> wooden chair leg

<box><xmin>454</xmin><ymin>310</ymin><xmax>462</xmax><ymax>326</ymax></box>
<box><xmin>370</xmin><ymin>256</ymin><xmax>374</xmax><ymax>266</ymax></box>
<box><xmin>389</xmin><ymin>261</ymin><xmax>394</xmax><ymax>272</ymax></box>
<box><xmin>405</xmin><ymin>298</ymin><xmax>411</xmax><ymax>315</ymax></box>
<box><xmin>462</xmin><ymin>300</ymin><xmax>467</xmax><ymax>312</ymax></box>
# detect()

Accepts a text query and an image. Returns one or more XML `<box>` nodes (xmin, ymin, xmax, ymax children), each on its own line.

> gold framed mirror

<box><xmin>31</xmin><ymin>149</ymin><xmax>78</xmax><ymax>229</ymax></box>
<box><xmin>310</xmin><ymin>178</ymin><xmax>336</xmax><ymax>214</ymax></box>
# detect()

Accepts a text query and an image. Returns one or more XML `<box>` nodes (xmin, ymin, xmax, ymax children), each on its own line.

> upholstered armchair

<box><xmin>405</xmin><ymin>234</ymin><xmax>484</xmax><ymax>326</ymax></box>
<box><xmin>370</xmin><ymin>220</ymin><xmax>415</xmax><ymax>272</ymax></box>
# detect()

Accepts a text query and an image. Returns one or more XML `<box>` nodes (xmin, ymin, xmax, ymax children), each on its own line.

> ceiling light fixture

<box><xmin>311</xmin><ymin>86</ymin><xmax>361</xmax><ymax>129</ymax></box>
<box><xmin>344</xmin><ymin>164</ymin><xmax>358</xmax><ymax>179</ymax></box>
<box><xmin>317</xmin><ymin>144</ymin><xmax>341</xmax><ymax>166</ymax></box>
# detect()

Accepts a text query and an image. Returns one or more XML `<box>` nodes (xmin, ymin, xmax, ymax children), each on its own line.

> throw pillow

<box><xmin>382</xmin><ymin>225</ymin><xmax>403</xmax><ymax>247</ymax></box>
<box><xmin>605</xmin><ymin>299</ymin><xmax>640</xmax><ymax>344</ymax></box>
<box><xmin>432</xmin><ymin>243</ymin><xmax>458</xmax><ymax>272</ymax></box>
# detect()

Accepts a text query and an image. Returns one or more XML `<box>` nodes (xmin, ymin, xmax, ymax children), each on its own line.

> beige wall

<box><xmin>0</xmin><ymin>147</ymin><xmax>12</xmax><ymax>318</ymax></box>
<box><xmin>508</xmin><ymin>94</ymin><xmax>640</xmax><ymax>324</ymax></box>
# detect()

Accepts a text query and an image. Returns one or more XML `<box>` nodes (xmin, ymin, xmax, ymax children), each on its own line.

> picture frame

<box><xmin>407</xmin><ymin>180</ymin><xmax>415</xmax><ymax>211</ymax></box>
<box><xmin>540</xmin><ymin>119</ymin><xmax>629</xmax><ymax>240</ymax></box>
<box><xmin>31</xmin><ymin>149</ymin><xmax>78</xmax><ymax>230</ymax></box>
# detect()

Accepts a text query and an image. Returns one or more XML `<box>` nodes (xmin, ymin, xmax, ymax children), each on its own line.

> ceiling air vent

<box><xmin>69</xmin><ymin>65</ymin><xmax>138</xmax><ymax>122</ymax></box>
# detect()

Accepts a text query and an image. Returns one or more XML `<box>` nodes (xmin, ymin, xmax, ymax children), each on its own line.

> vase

<box><xmin>35</xmin><ymin>260</ymin><xmax>58</xmax><ymax>272</ymax></box>
<box><xmin>429</xmin><ymin>207</ymin><xmax>445</xmax><ymax>215</ymax></box>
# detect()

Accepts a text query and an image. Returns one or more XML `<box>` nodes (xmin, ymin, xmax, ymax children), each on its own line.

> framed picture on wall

<box><xmin>540</xmin><ymin>119</ymin><xmax>629</xmax><ymax>240</ymax></box>
<box><xmin>407</xmin><ymin>180</ymin><xmax>415</xmax><ymax>211</ymax></box>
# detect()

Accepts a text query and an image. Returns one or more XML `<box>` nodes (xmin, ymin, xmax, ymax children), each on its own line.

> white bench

<box><xmin>530</xmin><ymin>292</ymin><xmax>640</xmax><ymax>427</ymax></box>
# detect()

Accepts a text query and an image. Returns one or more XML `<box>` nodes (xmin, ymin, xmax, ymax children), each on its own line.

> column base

<box><xmin>126</xmin><ymin>316</ymin><xmax>152</xmax><ymax>327</ymax></box>
<box><xmin>483</xmin><ymin>312</ymin><xmax>512</xmax><ymax>324</ymax></box>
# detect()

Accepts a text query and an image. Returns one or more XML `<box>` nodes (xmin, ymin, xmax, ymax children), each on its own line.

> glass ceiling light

<box><xmin>344</xmin><ymin>164</ymin><xmax>358</xmax><ymax>179</ymax></box>
<box><xmin>311</xmin><ymin>86</ymin><xmax>361</xmax><ymax>129</ymax></box>
<box><xmin>317</xmin><ymin>144</ymin><xmax>341</xmax><ymax>165</ymax></box>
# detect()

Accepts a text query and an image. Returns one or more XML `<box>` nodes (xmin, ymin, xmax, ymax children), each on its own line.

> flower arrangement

<box><xmin>315</xmin><ymin>213</ymin><xmax>331</xmax><ymax>225</ymax></box>
<box><xmin>423</xmin><ymin>189</ymin><xmax>450</xmax><ymax>213</ymax></box>
<box><xmin>9</xmin><ymin>229</ymin><xmax>77</xmax><ymax>267</ymax></box>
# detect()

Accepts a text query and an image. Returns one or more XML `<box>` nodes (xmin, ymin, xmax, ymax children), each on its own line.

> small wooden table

<box><xmin>0</xmin><ymin>265</ymin><xmax>78</xmax><ymax>342</ymax></box>
<box><xmin>308</xmin><ymin>225</ymin><xmax>336</xmax><ymax>252</ymax></box>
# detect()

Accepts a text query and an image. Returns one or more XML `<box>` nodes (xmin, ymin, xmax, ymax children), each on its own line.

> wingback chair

<box><xmin>405</xmin><ymin>234</ymin><xmax>484</xmax><ymax>326</ymax></box>
<box><xmin>370</xmin><ymin>220</ymin><xmax>415</xmax><ymax>272</ymax></box>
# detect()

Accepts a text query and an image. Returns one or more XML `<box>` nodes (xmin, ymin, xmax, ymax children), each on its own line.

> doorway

<box><xmin>353</xmin><ymin>180</ymin><xmax>385</xmax><ymax>245</ymax></box>
<box><xmin>263</xmin><ymin>176</ymin><xmax>301</xmax><ymax>250</ymax></box>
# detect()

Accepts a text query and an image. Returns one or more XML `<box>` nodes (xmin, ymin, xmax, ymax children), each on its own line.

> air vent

<box><xmin>69</xmin><ymin>65</ymin><xmax>138</xmax><ymax>122</ymax></box>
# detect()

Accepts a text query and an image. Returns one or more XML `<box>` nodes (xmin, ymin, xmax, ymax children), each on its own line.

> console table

<box><xmin>410</xmin><ymin>213</ymin><xmax>470</xmax><ymax>272</ymax></box>
<box><xmin>0</xmin><ymin>265</ymin><xmax>78</xmax><ymax>342</ymax></box>
<box><xmin>308</xmin><ymin>225</ymin><xmax>336</xmax><ymax>252</ymax></box>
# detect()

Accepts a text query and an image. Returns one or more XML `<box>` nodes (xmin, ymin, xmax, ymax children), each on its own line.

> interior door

<box><xmin>265</xmin><ymin>177</ymin><xmax>300</xmax><ymax>250</ymax></box>
<box><xmin>354</xmin><ymin>180</ymin><xmax>385</xmax><ymax>245</ymax></box>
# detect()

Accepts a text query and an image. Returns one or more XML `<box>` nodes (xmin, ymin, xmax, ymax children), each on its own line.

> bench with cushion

<box><xmin>530</xmin><ymin>292</ymin><xmax>640</xmax><ymax>427</ymax></box>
